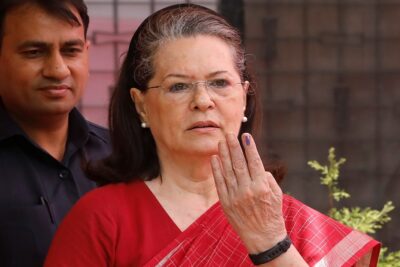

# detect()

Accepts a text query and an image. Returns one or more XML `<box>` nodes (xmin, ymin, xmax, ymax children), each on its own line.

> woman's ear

<box><xmin>130</xmin><ymin>88</ymin><xmax>147</xmax><ymax>121</ymax></box>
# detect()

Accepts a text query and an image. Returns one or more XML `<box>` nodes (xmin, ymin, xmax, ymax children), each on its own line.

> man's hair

<box><xmin>0</xmin><ymin>0</ymin><xmax>89</xmax><ymax>47</ymax></box>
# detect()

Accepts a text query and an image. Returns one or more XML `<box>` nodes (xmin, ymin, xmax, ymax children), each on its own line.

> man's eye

<box><xmin>22</xmin><ymin>50</ymin><xmax>43</xmax><ymax>58</ymax></box>
<box><xmin>169</xmin><ymin>83</ymin><xmax>190</xmax><ymax>92</ymax></box>
<box><xmin>63</xmin><ymin>48</ymin><xmax>82</xmax><ymax>56</ymax></box>
<box><xmin>208</xmin><ymin>79</ymin><xmax>229</xmax><ymax>89</ymax></box>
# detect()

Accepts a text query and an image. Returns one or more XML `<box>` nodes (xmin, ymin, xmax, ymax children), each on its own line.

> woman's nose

<box><xmin>189</xmin><ymin>83</ymin><xmax>215</xmax><ymax>111</ymax></box>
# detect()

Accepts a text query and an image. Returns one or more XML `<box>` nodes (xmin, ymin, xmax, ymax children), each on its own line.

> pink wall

<box><xmin>81</xmin><ymin>18</ymin><xmax>141</xmax><ymax>127</ymax></box>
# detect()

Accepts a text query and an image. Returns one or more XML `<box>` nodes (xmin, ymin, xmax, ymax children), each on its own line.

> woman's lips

<box><xmin>188</xmin><ymin>121</ymin><xmax>220</xmax><ymax>132</ymax></box>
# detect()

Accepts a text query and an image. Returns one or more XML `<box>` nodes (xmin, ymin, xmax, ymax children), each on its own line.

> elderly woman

<box><xmin>45</xmin><ymin>4</ymin><xmax>379</xmax><ymax>267</ymax></box>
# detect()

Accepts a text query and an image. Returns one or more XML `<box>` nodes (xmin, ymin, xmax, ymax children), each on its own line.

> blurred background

<box><xmin>81</xmin><ymin>0</ymin><xmax>400</xmax><ymax>250</ymax></box>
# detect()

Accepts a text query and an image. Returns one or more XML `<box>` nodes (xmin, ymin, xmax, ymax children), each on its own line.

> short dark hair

<box><xmin>0</xmin><ymin>0</ymin><xmax>89</xmax><ymax>47</ymax></box>
<box><xmin>88</xmin><ymin>4</ymin><xmax>263</xmax><ymax>184</ymax></box>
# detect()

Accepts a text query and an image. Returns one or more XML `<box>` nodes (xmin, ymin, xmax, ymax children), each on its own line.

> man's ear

<box><xmin>85</xmin><ymin>40</ymin><xmax>91</xmax><ymax>50</ymax></box>
<box><xmin>130</xmin><ymin>88</ymin><xmax>147</xmax><ymax>121</ymax></box>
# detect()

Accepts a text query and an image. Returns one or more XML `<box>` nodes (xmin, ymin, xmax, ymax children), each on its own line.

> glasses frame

<box><xmin>146</xmin><ymin>80</ymin><xmax>249</xmax><ymax>94</ymax></box>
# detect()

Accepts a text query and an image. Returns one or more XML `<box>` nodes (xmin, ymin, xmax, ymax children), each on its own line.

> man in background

<box><xmin>0</xmin><ymin>0</ymin><xmax>110</xmax><ymax>266</ymax></box>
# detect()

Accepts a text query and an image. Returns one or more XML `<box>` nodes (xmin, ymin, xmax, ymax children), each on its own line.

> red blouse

<box><xmin>45</xmin><ymin>181</ymin><xmax>181</xmax><ymax>266</ymax></box>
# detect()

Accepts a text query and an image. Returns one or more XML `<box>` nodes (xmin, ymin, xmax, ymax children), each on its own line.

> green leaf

<box><xmin>378</xmin><ymin>247</ymin><xmax>400</xmax><ymax>267</ymax></box>
<box><xmin>329</xmin><ymin>202</ymin><xmax>394</xmax><ymax>234</ymax></box>
<box><xmin>308</xmin><ymin>147</ymin><xmax>400</xmax><ymax>265</ymax></box>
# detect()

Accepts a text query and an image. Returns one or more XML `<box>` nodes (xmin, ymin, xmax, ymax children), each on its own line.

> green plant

<box><xmin>308</xmin><ymin>147</ymin><xmax>400</xmax><ymax>266</ymax></box>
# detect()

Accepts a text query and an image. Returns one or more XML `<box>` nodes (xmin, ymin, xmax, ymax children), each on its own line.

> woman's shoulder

<box><xmin>282</xmin><ymin>194</ymin><xmax>325</xmax><ymax>215</ymax></box>
<box><xmin>89</xmin><ymin>180</ymin><xmax>145</xmax><ymax>196</ymax></box>
<box><xmin>72</xmin><ymin>180</ymin><xmax>146</xmax><ymax>214</ymax></box>
<box><xmin>282</xmin><ymin>194</ymin><xmax>308</xmax><ymax>210</ymax></box>
<box><xmin>281</xmin><ymin>195</ymin><xmax>379</xmax><ymax>266</ymax></box>
<box><xmin>282</xmin><ymin>194</ymin><xmax>353</xmax><ymax>243</ymax></box>
<box><xmin>282</xmin><ymin>194</ymin><xmax>353</xmax><ymax>234</ymax></box>
<box><xmin>44</xmin><ymin>181</ymin><xmax>148</xmax><ymax>266</ymax></box>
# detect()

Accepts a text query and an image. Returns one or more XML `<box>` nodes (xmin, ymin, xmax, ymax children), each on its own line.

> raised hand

<box><xmin>211</xmin><ymin>133</ymin><xmax>287</xmax><ymax>254</ymax></box>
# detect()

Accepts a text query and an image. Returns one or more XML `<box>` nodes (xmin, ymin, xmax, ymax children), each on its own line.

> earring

<box><xmin>141</xmin><ymin>122</ymin><xmax>147</xmax><ymax>128</ymax></box>
<box><xmin>242</xmin><ymin>116</ymin><xmax>248</xmax><ymax>123</ymax></box>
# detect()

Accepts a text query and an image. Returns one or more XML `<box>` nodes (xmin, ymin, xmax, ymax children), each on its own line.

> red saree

<box><xmin>45</xmin><ymin>181</ymin><xmax>380</xmax><ymax>267</ymax></box>
<box><xmin>145</xmin><ymin>195</ymin><xmax>380</xmax><ymax>267</ymax></box>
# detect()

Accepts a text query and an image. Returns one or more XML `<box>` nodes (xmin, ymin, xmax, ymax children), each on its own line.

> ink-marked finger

<box><xmin>241</xmin><ymin>133</ymin><xmax>265</xmax><ymax>181</ymax></box>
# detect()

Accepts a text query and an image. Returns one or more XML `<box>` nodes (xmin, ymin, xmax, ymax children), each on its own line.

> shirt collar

<box><xmin>0</xmin><ymin>99</ymin><xmax>91</xmax><ymax>151</ymax></box>
<box><xmin>67</xmin><ymin>107</ymin><xmax>90</xmax><ymax>149</ymax></box>
<box><xmin>0</xmin><ymin>100</ymin><xmax>26</xmax><ymax>141</ymax></box>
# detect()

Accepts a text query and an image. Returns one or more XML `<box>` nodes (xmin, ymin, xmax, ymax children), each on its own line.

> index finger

<box><xmin>241</xmin><ymin>133</ymin><xmax>265</xmax><ymax>180</ymax></box>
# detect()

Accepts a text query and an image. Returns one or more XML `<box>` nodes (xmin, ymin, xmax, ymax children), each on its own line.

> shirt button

<box><xmin>58</xmin><ymin>169</ymin><xmax>69</xmax><ymax>179</ymax></box>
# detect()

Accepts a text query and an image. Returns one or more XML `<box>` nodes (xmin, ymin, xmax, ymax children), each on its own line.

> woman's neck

<box><xmin>157</xmin><ymin>150</ymin><xmax>217</xmax><ymax>195</ymax></box>
<box><xmin>145</xmin><ymin>153</ymin><xmax>219</xmax><ymax>231</ymax></box>
<box><xmin>156</xmin><ymin>160</ymin><xmax>217</xmax><ymax>198</ymax></box>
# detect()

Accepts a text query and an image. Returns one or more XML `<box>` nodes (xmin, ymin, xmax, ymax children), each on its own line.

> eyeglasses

<box><xmin>147</xmin><ymin>79</ymin><xmax>248</xmax><ymax>100</ymax></box>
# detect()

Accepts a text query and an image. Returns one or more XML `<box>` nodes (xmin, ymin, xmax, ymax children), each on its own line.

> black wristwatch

<box><xmin>248</xmin><ymin>235</ymin><xmax>292</xmax><ymax>265</ymax></box>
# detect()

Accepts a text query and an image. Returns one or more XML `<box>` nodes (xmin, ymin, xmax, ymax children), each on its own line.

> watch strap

<box><xmin>248</xmin><ymin>235</ymin><xmax>292</xmax><ymax>265</ymax></box>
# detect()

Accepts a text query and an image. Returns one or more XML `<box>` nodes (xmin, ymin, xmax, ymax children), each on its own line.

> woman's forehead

<box><xmin>151</xmin><ymin>35</ymin><xmax>238</xmax><ymax>78</ymax></box>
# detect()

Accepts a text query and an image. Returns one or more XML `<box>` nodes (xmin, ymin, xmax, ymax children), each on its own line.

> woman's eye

<box><xmin>208</xmin><ymin>79</ymin><xmax>229</xmax><ymax>89</ymax></box>
<box><xmin>169</xmin><ymin>83</ymin><xmax>190</xmax><ymax>92</ymax></box>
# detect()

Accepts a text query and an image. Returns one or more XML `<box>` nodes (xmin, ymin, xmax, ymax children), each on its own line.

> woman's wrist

<box><xmin>244</xmin><ymin>230</ymin><xmax>287</xmax><ymax>254</ymax></box>
<box><xmin>248</xmin><ymin>235</ymin><xmax>292</xmax><ymax>265</ymax></box>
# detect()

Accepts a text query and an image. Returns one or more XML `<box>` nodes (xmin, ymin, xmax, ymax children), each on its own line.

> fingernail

<box><xmin>245</xmin><ymin>134</ymin><xmax>250</xmax><ymax>146</ymax></box>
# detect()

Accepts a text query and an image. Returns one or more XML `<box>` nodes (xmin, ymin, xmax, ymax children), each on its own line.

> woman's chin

<box><xmin>182</xmin><ymin>142</ymin><xmax>219</xmax><ymax>157</ymax></box>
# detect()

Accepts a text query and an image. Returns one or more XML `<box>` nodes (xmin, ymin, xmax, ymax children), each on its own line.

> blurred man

<box><xmin>0</xmin><ymin>0</ymin><xmax>110</xmax><ymax>266</ymax></box>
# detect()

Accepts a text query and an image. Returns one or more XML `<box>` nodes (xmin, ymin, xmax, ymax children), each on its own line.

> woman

<box><xmin>45</xmin><ymin>4</ymin><xmax>380</xmax><ymax>267</ymax></box>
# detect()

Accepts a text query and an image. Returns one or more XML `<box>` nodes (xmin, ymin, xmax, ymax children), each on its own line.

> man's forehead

<box><xmin>3</xmin><ymin>2</ymin><xmax>83</xmax><ymax>33</ymax></box>
<box><xmin>2</xmin><ymin>4</ymin><xmax>85</xmax><ymax>42</ymax></box>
